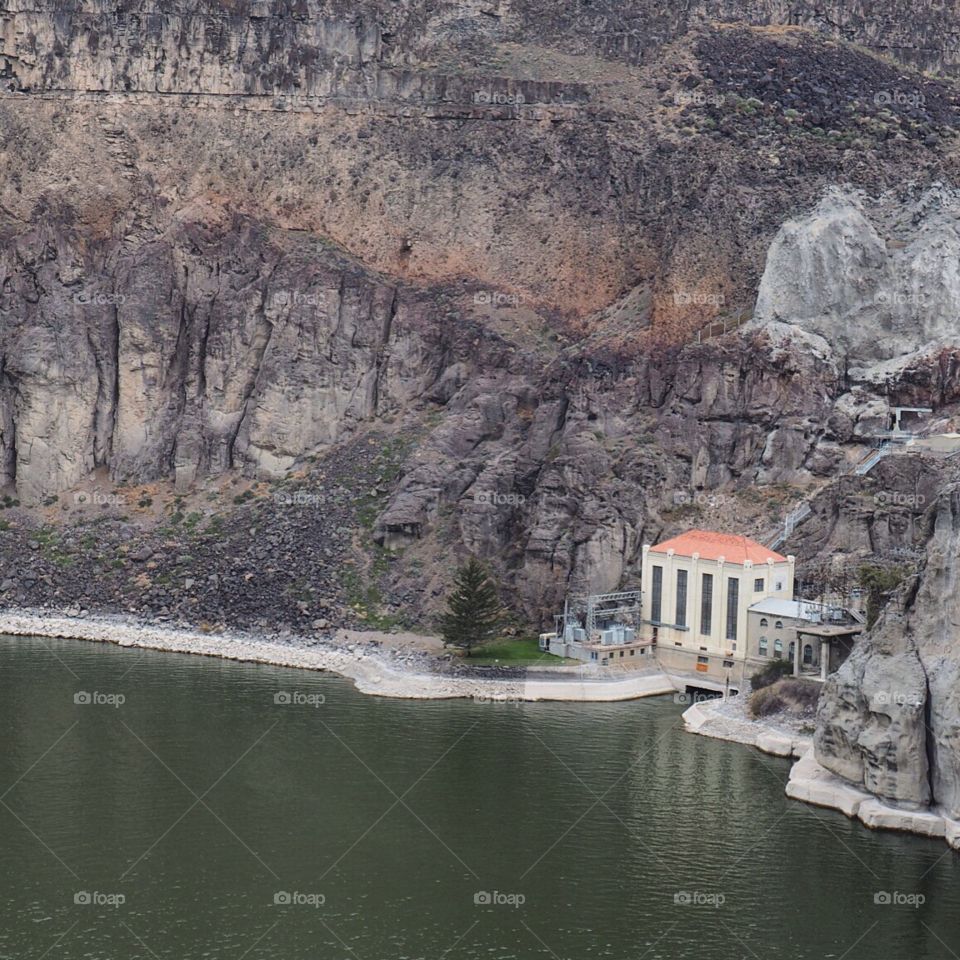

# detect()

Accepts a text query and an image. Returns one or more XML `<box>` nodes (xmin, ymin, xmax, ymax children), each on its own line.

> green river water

<box><xmin>0</xmin><ymin>635</ymin><xmax>957</xmax><ymax>959</ymax></box>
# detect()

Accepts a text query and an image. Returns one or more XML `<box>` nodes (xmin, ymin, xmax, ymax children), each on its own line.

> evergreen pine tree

<box><xmin>439</xmin><ymin>558</ymin><xmax>504</xmax><ymax>656</ymax></box>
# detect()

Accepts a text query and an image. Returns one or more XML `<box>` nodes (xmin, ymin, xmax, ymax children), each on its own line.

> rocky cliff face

<box><xmin>3</xmin><ymin>6</ymin><xmax>959</xmax><ymax>505</ymax></box>
<box><xmin>751</xmin><ymin>186</ymin><xmax>960</xmax><ymax>371</ymax></box>
<box><xmin>0</xmin><ymin>212</ymin><xmax>452</xmax><ymax>502</ymax></box>
<box><xmin>2</xmin><ymin>0</ymin><xmax>960</xmax><ymax>642</ymax></box>
<box><xmin>4</xmin><ymin>0</ymin><xmax>960</xmax><ymax>93</ymax></box>
<box><xmin>374</xmin><ymin>329</ymin><xmax>844</xmax><ymax>606</ymax></box>
<box><xmin>816</xmin><ymin>483</ymin><xmax>960</xmax><ymax>818</ymax></box>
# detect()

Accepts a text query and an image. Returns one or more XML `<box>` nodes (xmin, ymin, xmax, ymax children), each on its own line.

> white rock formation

<box><xmin>752</xmin><ymin>185</ymin><xmax>960</xmax><ymax>370</ymax></box>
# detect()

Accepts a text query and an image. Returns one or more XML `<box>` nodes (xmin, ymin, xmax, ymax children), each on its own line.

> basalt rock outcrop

<box><xmin>0</xmin><ymin>215</ymin><xmax>455</xmax><ymax>502</ymax></box>
<box><xmin>815</xmin><ymin>482</ymin><xmax>960</xmax><ymax>818</ymax></box>
<box><xmin>374</xmin><ymin>329</ymin><xmax>843</xmax><ymax>607</ymax></box>
<box><xmin>751</xmin><ymin>186</ymin><xmax>960</xmax><ymax>372</ymax></box>
<box><xmin>4</xmin><ymin>0</ymin><xmax>960</xmax><ymax>91</ymax></box>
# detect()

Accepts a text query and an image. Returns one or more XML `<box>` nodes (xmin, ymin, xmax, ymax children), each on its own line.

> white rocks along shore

<box><xmin>786</xmin><ymin>749</ymin><xmax>960</xmax><ymax>849</ymax></box>
<box><xmin>0</xmin><ymin>609</ymin><xmax>678</xmax><ymax>702</ymax></box>
<box><xmin>682</xmin><ymin>696</ymin><xmax>812</xmax><ymax>758</ymax></box>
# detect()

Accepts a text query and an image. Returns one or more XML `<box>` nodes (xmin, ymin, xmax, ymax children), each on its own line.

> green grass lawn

<box><xmin>465</xmin><ymin>636</ymin><xmax>576</xmax><ymax>665</ymax></box>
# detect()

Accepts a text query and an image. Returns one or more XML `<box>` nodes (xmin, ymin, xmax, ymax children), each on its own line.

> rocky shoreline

<box><xmin>682</xmin><ymin>696</ymin><xmax>812</xmax><ymax>758</ymax></box>
<box><xmin>684</xmin><ymin>696</ymin><xmax>960</xmax><ymax>850</ymax></box>
<box><xmin>0</xmin><ymin>609</ymin><xmax>677</xmax><ymax>703</ymax></box>
<box><xmin>786</xmin><ymin>750</ymin><xmax>960</xmax><ymax>849</ymax></box>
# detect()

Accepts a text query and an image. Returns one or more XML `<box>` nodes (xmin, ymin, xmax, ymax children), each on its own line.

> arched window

<box><xmin>803</xmin><ymin>644</ymin><xmax>814</xmax><ymax>666</ymax></box>
<box><xmin>759</xmin><ymin>618</ymin><xmax>768</xmax><ymax>627</ymax></box>
<box><xmin>788</xmin><ymin>641</ymin><xmax>795</xmax><ymax>662</ymax></box>
<box><xmin>774</xmin><ymin>638</ymin><xmax>783</xmax><ymax>654</ymax></box>
<box><xmin>759</xmin><ymin>636</ymin><xmax>768</xmax><ymax>656</ymax></box>
<box><xmin>775</xmin><ymin>620</ymin><xmax>784</xmax><ymax>630</ymax></box>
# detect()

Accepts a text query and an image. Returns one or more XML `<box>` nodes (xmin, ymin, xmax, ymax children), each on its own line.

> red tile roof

<box><xmin>648</xmin><ymin>529</ymin><xmax>787</xmax><ymax>565</ymax></box>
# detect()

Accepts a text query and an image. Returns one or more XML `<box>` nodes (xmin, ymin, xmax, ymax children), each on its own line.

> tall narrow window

<box><xmin>651</xmin><ymin>566</ymin><xmax>663</xmax><ymax>623</ymax></box>
<box><xmin>726</xmin><ymin>577</ymin><xmax>739</xmax><ymax>642</ymax></box>
<box><xmin>700</xmin><ymin>573</ymin><xmax>713</xmax><ymax>635</ymax></box>
<box><xmin>675</xmin><ymin>570</ymin><xmax>688</xmax><ymax>627</ymax></box>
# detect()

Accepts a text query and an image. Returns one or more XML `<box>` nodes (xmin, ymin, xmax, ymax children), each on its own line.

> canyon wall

<box><xmin>2</xmin><ymin>4</ymin><xmax>960</xmax><ymax>621</ymax></box>
<box><xmin>4</xmin><ymin>0</ymin><xmax>960</xmax><ymax>96</ymax></box>
<box><xmin>751</xmin><ymin>187</ymin><xmax>960</xmax><ymax>370</ymax></box>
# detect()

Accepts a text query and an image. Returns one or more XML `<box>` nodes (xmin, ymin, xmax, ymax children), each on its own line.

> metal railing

<box><xmin>854</xmin><ymin>441</ymin><xmax>891</xmax><ymax>476</ymax></box>
<box><xmin>693</xmin><ymin>313</ymin><xmax>749</xmax><ymax>344</ymax></box>
<box><xmin>767</xmin><ymin>501</ymin><xmax>812</xmax><ymax>550</ymax></box>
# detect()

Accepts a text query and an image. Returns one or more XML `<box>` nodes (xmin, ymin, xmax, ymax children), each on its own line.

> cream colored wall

<box><xmin>746</xmin><ymin>611</ymin><xmax>800</xmax><ymax>660</ymax></box>
<box><xmin>656</xmin><ymin>645</ymin><xmax>747</xmax><ymax>687</ymax></box>
<box><xmin>641</xmin><ymin>544</ymin><xmax>795</xmax><ymax>662</ymax></box>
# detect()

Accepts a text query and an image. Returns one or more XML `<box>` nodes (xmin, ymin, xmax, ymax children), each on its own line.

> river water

<box><xmin>0</xmin><ymin>635</ymin><xmax>957</xmax><ymax>959</ymax></box>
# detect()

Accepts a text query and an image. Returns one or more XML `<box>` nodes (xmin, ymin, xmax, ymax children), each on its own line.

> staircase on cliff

<box><xmin>765</xmin><ymin>441</ymin><xmax>900</xmax><ymax>550</ymax></box>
